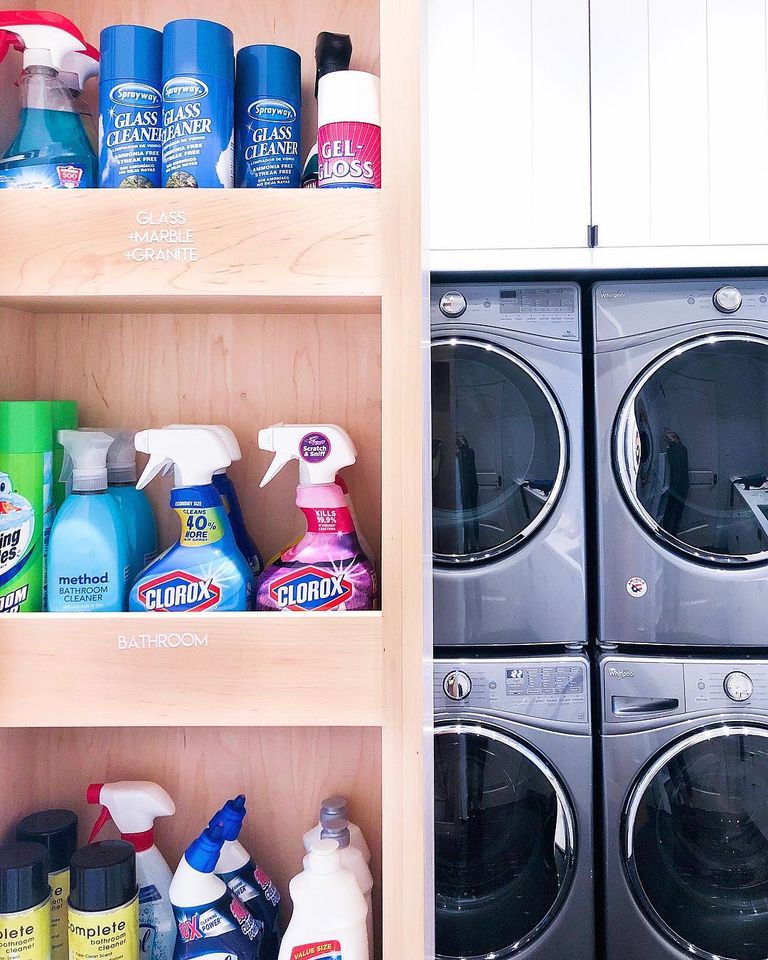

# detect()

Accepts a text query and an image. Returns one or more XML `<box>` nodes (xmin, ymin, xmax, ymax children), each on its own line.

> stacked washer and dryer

<box><xmin>594</xmin><ymin>279</ymin><xmax>768</xmax><ymax>960</ymax></box>
<box><xmin>430</xmin><ymin>282</ymin><xmax>594</xmax><ymax>960</ymax></box>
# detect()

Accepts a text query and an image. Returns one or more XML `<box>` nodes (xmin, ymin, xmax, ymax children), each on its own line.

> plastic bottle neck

<box><xmin>296</xmin><ymin>482</ymin><xmax>356</xmax><ymax>535</ymax></box>
<box><xmin>122</xmin><ymin>828</ymin><xmax>154</xmax><ymax>853</ymax></box>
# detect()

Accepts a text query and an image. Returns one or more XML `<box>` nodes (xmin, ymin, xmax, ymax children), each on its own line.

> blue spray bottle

<box><xmin>129</xmin><ymin>428</ymin><xmax>253</xmax><ymax>612</ymax></box>
<box><xmin>169</xmin><ymin>825</ymin><xmax>263</xmax><ymax>960</ymax></box>
<box><xmin>0</xmin><ymin>12</ymin><xmax>97</xmax><ymax>188</ymax></box>
<box><xmin>211</xmin><ymin>796</ymin><xmax>282</xmax><ymax>960</ymax></box>
<box><xmin>105</xmin><ymin>430</ymin><xmax>158</xmax><ymax>583</ymax></box>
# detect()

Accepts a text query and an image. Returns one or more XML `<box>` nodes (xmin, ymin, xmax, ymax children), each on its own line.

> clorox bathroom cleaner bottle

<box><xmin>255</xmin><ymin>424</ymin><xmax>376</xmax><ymax>611</ymax></box>
<box><xmin>0</xmin><ymin>11</ymin><xmax>97</xmax><ymax>188</ymax></box>
<box><xmin>170</xmin><ymin>825</ymin><xmax>263</xmax><ymax>960</ymax></box>
<box><xmin>129</xmin><ymin>428</ymin><xmax>252</xmax><ymax>612</ymax></box>
<box><xmin>211</xmin><ymin>796</ymin><xmax>281</xmax><ymax>960</ymax></box>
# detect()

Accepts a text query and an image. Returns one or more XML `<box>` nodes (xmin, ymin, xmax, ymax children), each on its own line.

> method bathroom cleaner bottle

<box><xmin>166</xmin><ymin>425</ymin><xmax>262</xmax><ymax>578</ymax></box>
<box><xmin>162</xmin><ymin>20</ymin><xmax>234</xmax><ymax>188</ymax></box>
<box><xmin>16</xmin><ymin>810</ymin><xmax>78</xmax><ymax>960</ymax></box>
<box><xmin>61</xmin><ymin>42</ymin><xmax>100</xmax><ymax>152</ymax></box>
<box><xmin>51</xmin><ymin>401</ymin><xmax>78</xmax><ymax>511</ymax></box>
<box><xmin>0</xmin><ymin>842</ymin><xmax>51</xmax><ymax>960</ymax></box>
<box><xmin>235</xmin><ymin>44</ymin><xmax>301</xmax><ymax>188</ymax></box>
<box><xmin>0</xmin><ymin>401</ymin><xmax>53</xmax><ymax>613</ymax></box>
<box><xmin>301</xmin><ymin>32</ymin><xmax>352</xmax><ymax>188</ymax></box>
<box><xmin>318</xmin><ymin>71</ymin><xmax>381</xmax><ymax>188</ymax></box>
<box><xmin>255</xmin><ymin>425</ymin><xmax>376</xmax><ymax>611</ymax></box>
<box><xmin>0</xmin><ymin>12</ymin><xmax>97</xmax><ymax>188</ymax></box>
<box><xmin>47</xmin><ymin>431</ymin><xmax>129</xmax><ymax>612</ymax></box>
<box><xmin>303</xmin><ymin>797</ymin><xmax>371</xmax><ymax>864</ymax></box>
<box><xmin>68</xmin><ymin>841</ymin><xmax>139</xmax><ymax>960</ymax></box>
<box><xmin>87</xmin><ymin>783</ymin><xmax>176</xmax><ymax>960</ymax></box>
<box><xmin>170</xmin><ymin>826</ymin><xmax>262</xmax><ymax>960</ymax></box>
<box><xmin>211</xmin><ymin>797</ymin><xmax>281</xmax><ymax>960</ymax></box>
<box><xmin>129</xmin><ymin>428</ymin><xmax>252</xmax><ymax>612</ymax></box>
<box><xmin>278</xmin><ymin>841</ymin><xmax>368</xmax><ymax>960</ymax></box>
<box><xmin>99</xmin><ymin>25</ymin><xmax>163</xmax><ymax>188</ymax></box>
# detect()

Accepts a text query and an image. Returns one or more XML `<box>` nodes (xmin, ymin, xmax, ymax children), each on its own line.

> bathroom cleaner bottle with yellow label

<box><xmin>0</xmin><ymin>841</ymin><xmax>51</xmax><ymax>960</ymax></box>
<box><xmin>86</xmin><ymin>783</ymin><xmax>175</xmax><ymax>960</ymax></box>
<box><xmin>68</xmin><ymin>840</ymin><xmax>139</xmax><ymax>960</ymax></box>
<box><xmin>16</xmin><ymin>810</ymin><xmax>78</xmax><ymax>960</ymax></box>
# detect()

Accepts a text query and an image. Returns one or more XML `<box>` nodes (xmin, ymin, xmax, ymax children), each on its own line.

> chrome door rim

<box><xmin>623</xmin><ymin>723</ymin><xmax>768</xmax><ymax>960</ymax></box>
<box><xmin>432</xmin><ymin>337</ymin><xmax>569</xmax><ymax>565</ymax></box>
<box><xmin>613</xmin><ymin>332</ymin><xmax>768</xmax><ymax>566</ymax></box>
<box><xmin>434</xmin><ymin>721</ymin><xmax>577</xmax><ymax>960</ymax></box>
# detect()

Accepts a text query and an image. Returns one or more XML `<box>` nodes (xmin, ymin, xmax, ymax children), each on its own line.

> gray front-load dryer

<box><xmin>600</xmin><ymin>651</ymin><xmax>768</xmax><ymax>960</ymax></box>
<box><xmin>434</xmin><ymin>652</ymin><xmax>593</xmax><ymax>960</ymax></box>
<box><xmin>594</xmin><ymin>278</ymin><xmax>768</xmax><ymax>646</ymax></box>
<box><xmin>431</xmin><ymin>282</ymin><xmax>586</xmax><ymax>646</ymax></box>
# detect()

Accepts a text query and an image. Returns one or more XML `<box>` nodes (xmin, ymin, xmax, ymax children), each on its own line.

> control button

<box><xmin>724</xmin><ymin>671</ymin><xmax>753</xmax><ymax>702</ymax></box>
<box><xmin>697</xmin><ymin>680</ymin><xmax>706</xmax><ymax>691</ymax></box>
<box><xmin>687</xmin><ymin>297</ymin><xmax>696</xmax><ymax>305</ymax></box>
<box><xmin>443</xmin><ymin>670</ymin><xmax>472</xmax><ymax>701</ymax></box>
<box><xmin>488</xmin><ymin>680</ymin><xmax>497</xmax><ymax>690</ymax></box>
<box><xmin>483</xmin><ymin>299</ymin><xmax>491</xmax><ymax>309</ymax></box>
<box><xmin>439</xmin><ymin>291</ymin><xmax>467</xmax><ymax>318</ymax></box>
<box><xmin>713</xmin><ymin>285</ymin><xmax>742</xmax><ymax>314</ymax></box>
<box><xmin>761</xmin><ymin>296</ymin><xmax>767</xmax><ymax>304</ymax></box>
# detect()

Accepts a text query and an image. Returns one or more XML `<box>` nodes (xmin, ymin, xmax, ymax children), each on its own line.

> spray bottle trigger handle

<box><xmin>137</xmin><ymin>454</ymin><xmax>171</xmax><ymax>491</ymax></box>
<box><xmin>88</xmin><ymin>806</ymin><xmax>112</xmax><ymax>843</ymax></box>
<box><xmin>259</xmin><ymin>452</ymin><xmax>292</xmax><ymax>488</ymax></box>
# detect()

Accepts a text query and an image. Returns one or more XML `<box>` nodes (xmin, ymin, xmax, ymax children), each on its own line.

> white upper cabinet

<box><xmin>427</xmin><ymin>0</ymin><xmax>592</xmax><ymax>252</ymax></box>
<box><xmin>591</xmin><ymin>0</ymin><xmax>768</xmax><ymax>248</ymax></box>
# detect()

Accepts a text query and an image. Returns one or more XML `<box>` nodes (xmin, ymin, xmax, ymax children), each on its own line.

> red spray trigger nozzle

<box><xmin>87</xmin><ymin>783</ymin><xmax>111</xmax><ymax>842</ymax></box>
<box><xmin>87</xmin><ymin>782</ymin><xmax>104</xmax><ymax>804</ymax></box>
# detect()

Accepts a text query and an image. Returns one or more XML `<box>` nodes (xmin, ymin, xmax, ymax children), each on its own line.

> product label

<box><xmin>299</xmin><ymin>433</ymin><xmax>331</xmax><ymax>463</ymax></box>
<box><xmin>236</xmin><ymin>97</ymin><xmax>300</xmax><ymax>188</ymax></box>
<box><xmin>221</xmin><ymin>862</ymin><xmax>281</xmax><ymax>912</ymax></box>
<box><xmin>301</xmin><ymin>506</ymin><xmax>355</xmax><ymax>535</ymax></box>
<box><xmin>268</xmin><ymin>565</ymin><xmax>354</xmax><ymax>611</ymax></box>
<box><xmin>289</xmin><ymin>941</ymin><xmax>342</xmax><ymax>960</ymax></box>
<box><xmin>137</xmin><ymin>570</ymin><xmax>222</xmax><ymax>612</ymax></box>
<box><xmin>0</xmin><ymin>162</ymin><xmax>93</xmax><ymax>189</ymax></box>
<box><xmin>49</xmin><ymin>868</ymin><xmax>69</xmax><ymax>960</ymax></box>
<box><xmin>173</xmin><ymin>892</ymin><xmax>262</xmax><ymax>960</ymax></box>
<box><xmin>162</xmin><ymin>76</ymin><xmax>233</xmax><ymax>188</ymax></box>
<box><xmin>138</xmin><ymin>884</ymin><xmax>174</xmax><ymax>960</ymax></box>
<box><xmin>0</xmin><ymin>452</ymin><xmax>52</xmax><ymax>613</ymax></box>
<box><xmin>68</xmin><ymin>897</ymin><xmax>139</xmax><ymax>960</ymax></box>
<box><xmin>0</xmin><ymin>898</ymin><xmax>51</xmax><ymax>960</ymax></box>
<box><xmin>100</xmin><ymin>81</ymin><xmax>163</xmax><ymax>188</ymax></box>
<box><xmin>176</xmin><ymin>503</ymin><xmax>225</xmax><ymax>547</ymax></box>
<box><xmin>317</xmin><ymin>122</ymin><xmax>380</xmax><ymax>188</ymax></box>
<box><xmin>50</xmin><ymin>571</ymin><xmax>118</xmax><ymax>610</ymax></box>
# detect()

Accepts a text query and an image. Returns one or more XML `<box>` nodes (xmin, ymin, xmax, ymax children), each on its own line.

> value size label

<box><xmin>125</xmin><ymin>210</ymin><xmax>198</xmax><ymax>262</ymax></box>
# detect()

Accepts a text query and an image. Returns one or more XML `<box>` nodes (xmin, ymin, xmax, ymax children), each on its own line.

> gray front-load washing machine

<box><xmin>431</xmin><ymin>282</ymin><xmax>586</xmax><ymax>646</ymax></box>
<box><xmin>600</xmin><ymin>650</ymin><xmax>768</xmax><ymax>960</ymax></box>
<box><xmin>434</xmin><ymin>652</ymin><xmax>593</xmax><ymax>960</ymax></box>
<box><xmin>594</xmin><ymin>278</ymin><xmax>768</xmax><ymax>646</ymax></box>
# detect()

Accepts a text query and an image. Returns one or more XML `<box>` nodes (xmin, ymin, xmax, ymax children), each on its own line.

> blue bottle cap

<box><xmin>185</xmin><ymin>825</ymin><xmax>225</xmax><ymax>873</ymax></box>
<box><xmin>208</xmin><ymin>795</ymin><xmax>247</xmax><ymax>842</ymax></box>
<box><xmin>99</xmin><ymin>25</ymin><xmax>162</xmax><ymax>85</ymax></box>
<box><xmin>163</xmin><ymin>19</ymin><xmax>234</xmax><ymax>84</ymax></box>
<box><xmin>236</xmin><ymin>44</ymin><xmax>301</xmax><ymax>104</ymax></box>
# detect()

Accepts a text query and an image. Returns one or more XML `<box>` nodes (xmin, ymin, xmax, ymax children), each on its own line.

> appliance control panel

<box><xmin>432</xmin><ymin>283</ymin><xmax>581</xmax><ymax>342</ymax></box>
<box><xmin>684</xmin><ymin>663</ymin><xmax>768</xmax><ymax>710</ymax></box>
<box><xmin>435</xmin><ymin>658</ymin><xmax>589</xmax><ymax>725</ymax></box>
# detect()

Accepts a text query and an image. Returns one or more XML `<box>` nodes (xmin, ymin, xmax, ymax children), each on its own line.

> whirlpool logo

<box><xmin>608</xmin><ymin>667</ymin><xmax>635</xmax><ymax>680</ymax></box>
<box><xmin>600</xmin><ymin>290</ymin><xmax>627</xmax><ymax>300</ymax></box>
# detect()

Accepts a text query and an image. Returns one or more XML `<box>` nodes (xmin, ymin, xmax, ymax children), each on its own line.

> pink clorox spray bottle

<box><xmin>255</xmin><ymin>424</ymin><xmax>377</xmax><ymax>611</ymax></box>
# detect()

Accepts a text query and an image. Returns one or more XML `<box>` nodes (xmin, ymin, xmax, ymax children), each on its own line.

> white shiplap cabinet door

<box><xmin>427</xmin><ymin>0</ymin><xmax>591</xmax><ymax>252</ymax></box>
<box><xmin>591</xmin><ymin>0</ymin><xmax>768</xmax><ymax>248</ymax></box>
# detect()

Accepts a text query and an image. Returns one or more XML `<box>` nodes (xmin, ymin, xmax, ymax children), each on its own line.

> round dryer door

<box><xmin>431</xmin><ymin>338</ymin><xmax>567</xmax><ymax>564</ymax></box>
<box><xmin>625</xmin><ymin>725</ymin><xmax>768</xmax><ymax>960</ymax></box>
<box><xmin>434</xmin><ymin>723</ymin><xmax>576</xmax><ymax>960</ymax></box>
<box><xmin>615</xmin><ymin>333</ymin><xmax>768</xmax><ymax>564</ymax></box>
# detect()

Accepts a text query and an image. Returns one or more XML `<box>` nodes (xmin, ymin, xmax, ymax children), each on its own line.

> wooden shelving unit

<box><xmin>0</xmin><ymin>0</ymin><xmax>426</xmax><ymax>956</ymax></box>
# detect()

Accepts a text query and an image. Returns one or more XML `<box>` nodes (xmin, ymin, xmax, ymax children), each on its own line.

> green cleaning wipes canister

<box><xmin>0</xmin><ymin>401</ymin><xmax>53</xmax><ymax>612</ymax></box>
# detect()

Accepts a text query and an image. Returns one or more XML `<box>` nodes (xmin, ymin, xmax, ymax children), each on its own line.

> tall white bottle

<box><xmin>279</xmin><ymin>840</ymin><xmax>368</xmax><ymax>960</ymax></box>
<box><xmin>302</xmin><ymin>796</ymin><xmax>371</xmax><ymax>864</ymax></box>
<box><xmin>87</xmin><ymin>781</ymin><xmax>176</xmax><ymax>960</ymax></box>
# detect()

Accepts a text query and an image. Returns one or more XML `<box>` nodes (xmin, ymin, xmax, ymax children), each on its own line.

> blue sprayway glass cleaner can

<box><xmin>235</xmin><ymin>45</ymin><xmax>301</xmax><ymax>188</ymax></box>
<box><xmin>99</xmin><ymin>25</ymin><xmax>162</xmax><ymax>188</ymax></box>
<box><xmin>162</xmin><ymin>19</ymin><xmax>234</xmax><ymax>188</ymax></box>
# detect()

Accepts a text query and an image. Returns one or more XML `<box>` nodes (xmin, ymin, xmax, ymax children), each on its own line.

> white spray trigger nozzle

<box><xmin>258</xmin><ymin>424</ymin><xmax>357</xmax><ymax>487</ymax></box>
<box><xmin>135</xmin><ymin>428</ymin><xmax>232</xmax><ymax>490</ymax></box>
<box><xmin>0</xmin><ymin>12</ymin><xmax>88</xmax><ymax>72</ymax></box>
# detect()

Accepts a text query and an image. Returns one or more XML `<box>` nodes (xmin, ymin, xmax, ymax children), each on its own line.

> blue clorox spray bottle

<box><xmin>129</xmin><ymin>428</ymin><xmax>253</xmax><ymax>612</ymax></box>
<box><xmin>0</xmin><ymin>11</ymin><xmax>97</xmax><ymax>188</ymax></box>
<box><xmin>170</xmin><ymin>824</ymin><xmax>263</xmax><ymax>960</ymax></box>
<box><xmin>211</xmin><ymin>796</ymin><xmax>281</xmax><ymax>960</ymax></box>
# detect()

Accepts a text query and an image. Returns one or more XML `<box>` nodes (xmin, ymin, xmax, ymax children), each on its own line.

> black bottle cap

<box><xmin>314</xmin><ymin>32</ymin><xmax>352</xmax><ymax>97</ymax></box>
<box><xmin>69</xmin><ymin>841</ymin><xmax>137</xmax><ymax>913</ymax></box>
<box><xmin>0</xmin><ymin>842</ymin><xmax>50</xmax><ymax>913</ymax></box>
<box><xmin>16</xmin><ymin>810</ymin><xmax>78</xmax><ymax>875</ymax></box>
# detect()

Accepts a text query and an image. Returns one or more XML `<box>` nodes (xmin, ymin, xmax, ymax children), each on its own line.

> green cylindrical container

<box><xmin>51</xmin><ymin>402</ymin><xmax>78</xmax><ymax>511</ymax></box>
<box><xmin>0</xmin><ymin>401</ymin><xmax>54</xmax><ymax>612</ymax></box>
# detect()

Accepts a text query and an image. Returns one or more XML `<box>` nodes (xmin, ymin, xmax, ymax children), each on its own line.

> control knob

<box><xmin>724</xmin><ymin>671</ymin><xmax>753</xmax><ymax>702</ymax></box>
<box><xmin>713</xmin><ymin>285</ymin><xmax>742</xmax><ymax>314</ymax></box>
<box><xmin>443</xmin><ymin>670</ymin><xmax>472</xmax><ymax>700</ymax></box>
<box><xmin>439</xmin><ymin>291</ymin><xmax>467</xmax><ymax>318</ymax></box>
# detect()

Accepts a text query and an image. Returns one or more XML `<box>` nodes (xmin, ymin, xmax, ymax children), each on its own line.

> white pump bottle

<box><xmin>88</xmin><ymin>781</ymin><xmax>177</xmax><ymax>960</ymax></box>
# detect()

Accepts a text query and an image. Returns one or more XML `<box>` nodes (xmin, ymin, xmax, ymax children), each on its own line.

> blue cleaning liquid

<box><xmin>212</xmin><ymin>472</ymin><xmax>263</xmax><ymax>577</ymax></box>
<box><xmin>110</xmin><ymin>483</ymin><xmax>158</xmax><ymax>583</ymax></box>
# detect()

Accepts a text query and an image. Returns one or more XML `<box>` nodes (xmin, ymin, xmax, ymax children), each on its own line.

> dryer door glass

<box><xmin>615</xmin><ymin>334</ymin><xmax>768</xmax><ymax>564</ymax></box>
<box><xmin>434</xmin><ymin>724</ymin><xmax>576</xmax><ymax>960</ymax></box>
<box><xmin>625</xmin><ymin>725</ymin><xmax>768</xmax><ymax>960</ymax></box>
<box><xmin>432</xmin><ymin>338</ymin><xmax>567</xmax><ymax>564</ymax></box>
